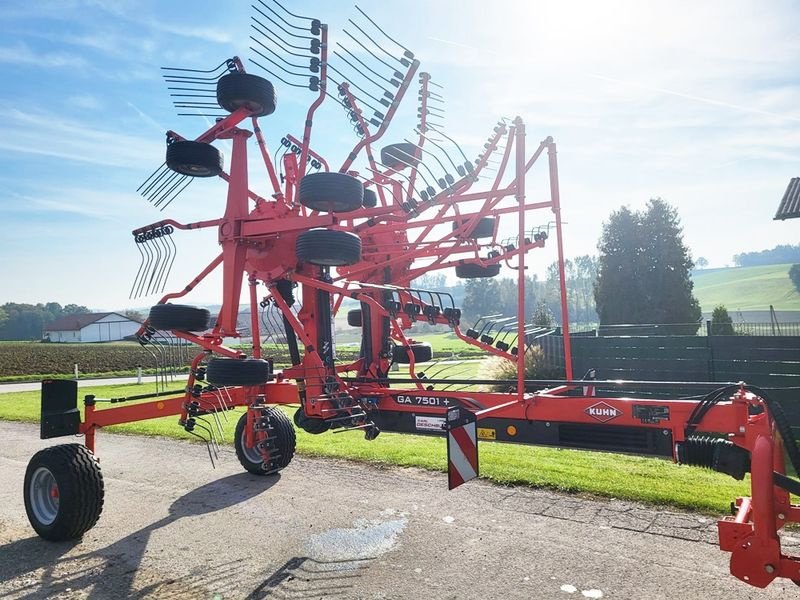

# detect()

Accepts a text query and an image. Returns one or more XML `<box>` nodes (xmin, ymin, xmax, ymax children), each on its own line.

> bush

<box><xmin>790</xmin><ymin>264</ymin><xmax>800</xmax><ymax>293</ymax></box>
<box><xmin>479</xmin><ymin>345</ymin><xmax>564</xmax><ymax>392</ymax></box>
<box><xmin>710</xmin><ymin>305</ymin><xmax>735</xmax><ymax>335</ymax></box>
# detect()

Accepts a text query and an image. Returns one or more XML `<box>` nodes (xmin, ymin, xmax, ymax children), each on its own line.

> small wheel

<box><xmin>347</xmin><ymin>309</ymin><xmax>362</xmax><ymax>327</ymax></box>
<box><xmin>24</xmin><ymin>444</ymin><xmax>104</xmax><ymax>541</ymax></box>
<box><xmin>453</xmin><ymin>217</ymin><xmax>496</xmax><ymax>239</ymax></box>
<box><xmin>455</xmin><ymin>263</ymin><xmax>501</xmax><ymax>279</ymax></box>
<box><xmin>362</xmin><ymin>188</ymin><xmax>378</xmax><ymax>208</ymax></box>
<box><xmin>166</xmin><ymin>141</ymin><xmax>223</xmax><ymax>177</ymax></box>
<box><xmin>293</xmin><ymin>407</ymin><xmax>331</xmax><ymax>434</ymax></box>
<box><xmin>381</xmin><ymin>143</ymin><xmax>420</xmax><ymax>170</ymax></box>
<box><xmin>206</xmin><ymin>358</ymin><xmax>273</xmax><ymax>386</ymax></box>
<box><xmin>216</xmin><ymin>73</ymin><xmax>276</xmax><ymax>117</ymax></box>
<box><xmin>148</xmin><ymin>304</ymin><xmax>211</xmax><ymax>332</ymax></box>
<box><xmin>235</xmin><ymin>408</ymin><xmax>296</xmax><ymax>475</ymax></box>
<box><xmin>296</xmin><ymin>229</ymin><xmax>362</xmax><ymax>266</ymax></box>
<box><xmin>392</xmin><ymin>342</ymin><xmax>433</xmax><ymax>364</ymax></box>
<box><xmin>298</xmin><ymin>172</ymin><xmax>363</xmax><ymax>213</ymax></box>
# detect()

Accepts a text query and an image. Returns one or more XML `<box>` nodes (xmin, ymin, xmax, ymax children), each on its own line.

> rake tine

<box><xmin>139</xmin><ymin>165</ymin><xmax>172</xmax><ymax>199</ymax></box>
<box><xmin>354</xmin><ymin>5</ymin><xmax>413</xmax><ymax>56</ymax></box>
<box><xmin>130</xmin><ymin>237</ymin><xmax>147</xmax><ymax>299</ymax></box>
<box><xmin>161</xmin><ymin>60</ymin><xmax>230</xmax><ymax>74</ymax></box>
<box><xmin>249</xmin><ymin>58</ymin><xmax>311</xmax><ymax>89</ymax></box>
<box><xmin>134</xmin><ymin>238</ymin><xmax>154</xmax><ymax>298</ymax></box>
<box><xmin>153</xmin><ymin>173</ymin><xmax>190</xmax><ymax>208</ymax></box>
<box><xmin>347</xmin><ymin>18</ymin><xmax>410</xmax><ymax>67</ymax></box>
<box><xmin>333</xmin><ymin>49</ymin><xmax>395</xmax><ymax>93</ymax></box>
<box><xmin>250</xmin><ymin>34</ymin><xmax>311</xmax><ymax>71</ymax></box>
<box><xmin>337</xmin><ymin>43</ymin><xmax>400</xmax><ymax>87</ymax></box>
<box><xmin>158</xmin><ymin>176</ymin><xmax>193</xmax><ymax>211</ymax></box>
<box><xmin>272</xmin><ymin>0</ymin><xmax>316</xmax><ymax>21</ymax></box>
<box><xmin>144</xmin><ymin>235</ymin><xmax>163</xmax><ymax>297</ymax></box>
<box><xmin>251</xmin><ymin>19</ymin><xmax>313</xmax><ymax>55</ymax></box>
<box><xmin>136</xmin><ymin>162</ymin><xmax>168</xmax><ymax>194</ymax></box>
<box><xmin>255</xmin><ymin>0</ymin><xmax>311</xmax><ymax>31</ymax></box>
<box><xmin>252</xmin><ymin>2</ymin><xmax>316</xmax><ymax>40</ymax></box>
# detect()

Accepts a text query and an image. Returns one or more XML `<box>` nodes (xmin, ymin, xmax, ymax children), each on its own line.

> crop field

<box><xmin>692</xmin><ymin>263</ymin><xmax>800</xmax><ymax>311</ymax></box>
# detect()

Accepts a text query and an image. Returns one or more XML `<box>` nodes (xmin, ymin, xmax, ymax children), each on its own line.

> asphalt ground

<box><xmin>1</xmin><ymin>420</ymin><xmax>798</xmax><ymax>599</ymax></box>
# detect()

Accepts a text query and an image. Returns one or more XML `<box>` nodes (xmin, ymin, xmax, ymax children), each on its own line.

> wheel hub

<box><xmin>29</xmin><ymin>467</ymin><xmax>59</xmax><ymax>526</ymax></box>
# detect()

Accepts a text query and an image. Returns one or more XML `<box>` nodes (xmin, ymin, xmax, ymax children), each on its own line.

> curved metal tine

<box><xmin>272</xmin><ymin>0</ymin><xmax>315</xmax><ymax>21</ymax></box>
<box><xmin>158</xmin><ymin>233</ymin><xmax>177</xmax><ymax>293</ymax></box>
<box><xmin>210</xmin><ymin>388</ymin><xmax>230</xmax><ymax>423</ymax></box>
<box><xmin>129</xmin><ymin>240</ymin><xmax>147</xmax><ymax>299</ymax></box>
<box><xmin>255</xmin><ymin>0</ymin><xmax>311</xmax><ymax>30</ymax></box>
<box><xmin>161</xmin><ymin>60</ymin><xmax>229</xmax><ymax>74</ymax></box>
<box><xmin>354</xmin><ymin>5</ymin><xmax>413</xmax><ymax>57</ymax></box>
<box><xmin>323</xmin><ymin>89</ymin><xmax>350</xmax><ymax>110</ymax></box>
<box><xmin>342</xmin><ymin>30</ymin><xmax>400</xmax><ymax>78</ymax></box>
<box><xmin>415</xmin><ymin>129</ymin><xmax>460</xmax><ymax>173</ymax></box>
<box><xmin>158</xmin><ymin>176</ymin><xmax>193</xmax><ymax>212</ymax></box>
<box><xmin>252</xmin><ymin>2</ymin><xmax>316</xmax><ymax>40</ymax></box>
<box><xmin>144</xmin><ymin>235</ymin><xmax>164</xmax><ymax>297</ymax></box>
<box><xmin>329</xmin><ymin>79</ymin><xmax>385</xmax><ymax>119</ymax></box>
<box><xmin>346</xmin><ymin>19</ymin><xmax>406</xmax><ymax>68</ymax></box>
<box><xmin>173</xmin><ymin>102</ymin><xmax>221</xmax><ymax>108</ymax></box>
<box><xmin>145</xmin><ymin>170</ymin><xmax>181</xmax><ymax>202</ymax></box>
<box><xmin>250</xmin><ymin>45</ymin><xmax>310</xmax><ymax>78</ymax></box>
<box><xmin>134</xmin><ymin>238</ymin><xmax>154</xmax><ymax>298</ymax></box>
<box><xmin>249</xmin><ymin>58</ymin><xmax>310</xmax><ymax>89</ymax></box>
<box><xmin>337</xmin><ymin>43</ymin><xmax>399</xmax><ymax>88</ymax></box>
<box><xmin>372</xmin><ymin>159</ymin><xmax>432</xmax><ymax>194</ymax></box>
<box><xmin>139</xmin><ymin>166</ymin><xmax>172</xmax><ymax>199</ymax></box>
<box><xmin>177</xmin><ymin>112</ymin><xmax>227</xmax><ymax>117</ymax></box>
<box><xmin>149</xmin><ymin>171</ymin><xmax>185</xmax><ymax>205</ymax></box>
<box><xmin>251</xmin><ymin>20</ymin><xmax>312</xmax><ymax>55</ymax></box>
<box><xmin>137</xmin><ymin>163</ymin><xmax>168</xmax><ymax>194</ymax></box>
<box><xmin>251</xmin><ymin>35</ymin><xmax>310</xmax><ymax>71</ymax></box>
<box><xmin>426</xmin><ymin>123</ymin><xmax>473</xmax><ymax>168</ymax></box>
<box><xmin>170</xmin><ymin>93</ymin><xmax>217</xmax><ymax>98</ymax></box>
<box><xmin>153</xmin><ymin>174</ymin><xmax>189</xmax><ymax>207</ymax></box>
<box><xmin>151</xmin><ymin>233</ymin><xmax>171</xmax><ymax>294</ymax></box>
<box><xmin>333</xmin><ymin>50</ymin><xmax>394</xmax><ymax>96</ymax></box>
<box><xmin>400</xmin><ymin>140</ymin><xmax>448</xmax><ymax>188</ymax></box>
<box><xmin>162</xmin><ymin>74</ymin><xmax>224</xmax><ymax>82</ymax></box>
<box><xmin>328</xmin><ymin>69</ymin><xmax>389</xmax><ymax>111</ymax></box>
<box><xmin>350</xmin><ymin>172</ymin><xmax>394</xmax><ymax>200</ymax></box>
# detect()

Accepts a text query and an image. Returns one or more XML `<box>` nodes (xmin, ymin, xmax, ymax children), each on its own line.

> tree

<box><xmin>594</xmin><ymin>198</ymin><xmax>701</xmax><ymax>332</ymax></box>
<box><xmin>710</xmin><ymin>305</ymin><xmax>735</xmax><ymax>335</ymax></box>
<box><xmin>123</xmin><ymin>309</ymin><xmax>145</xmax><ymax>322</ymax></box>
<box><xmin>696</xmin><ymin>257</ymin><xmax>709</xmax><ymax>269</ymax></box>
<box><xmin>790</xmin><ymin>264</ymin><xmax>800</xmax><ymax>294</ymax></box>
<box><xmin>532</xmin><ymin>301</ymin><xmax>554</xmax><ymax>328</ymax></box>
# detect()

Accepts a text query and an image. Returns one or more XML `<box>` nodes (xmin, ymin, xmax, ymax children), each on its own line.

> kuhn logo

<box><xmin>585</xmin><ymin>402</ymin><xmax>622</xmax><ymax>423</ymax></box>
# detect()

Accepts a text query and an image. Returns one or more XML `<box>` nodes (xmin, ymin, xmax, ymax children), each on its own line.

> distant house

<box><xmin>44</xmin><ymin>313</ymin><xmax>142</xmax><ymax>343</ymax></box>
<box><xmin>775</xmin><ymin>178</ymin><xmax>800</xmax><ymax>220</ymax></box>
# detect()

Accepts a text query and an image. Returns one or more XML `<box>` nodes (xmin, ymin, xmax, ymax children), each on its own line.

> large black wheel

<box><xmin>166</xmin><ymin>141</ymin><xmax>223</xmax><ymax>177</ymax></box>
<box><xmin>347</xmin><ymin>309</ymin><xmax>362</xmax><ymax>327</ymax></box>
<box><xmin>206</xmin><ymin>358</ymin><xmax>273</xmax><ymax>386</ymax></box>
<box><xmin>148</xmin><ymin>304</ymin><xmax>211</xmax><ymax>332</ymax></box>
<box><xmin>235</xmin><ymin>408</ymin><xmax>296</xmax><ymax>475</ymax></box>
<box><xmin>24</xmin><ymin>444</ymin><xmax>104</xmax><ymax>541</ymax></box>
<box><xmin>293</xmin><ymin>408</ymin><xmax>331</xmax><ymax>434</ymax></box>
<box><xmin>216</xmin><ymin>73</ymin><xmax>276</xmax><ymax>117</ymax></box>
<box><xmin>296</xmin><ymin>229</ymin><xmax>361</xmax><ymax>266</ymax></box>
<box><xmin>392</xmin><ymin>342</ymin><xmax>433</xmax><ymax>364</ymax></box>
<box><xmin>298</xmin><ymin>172</ymin><xmax>363</xmax><ymax>213</ymax></box>
<box><xmin>381</xmin><ymin>143</ymin><xmax>420</xmax><ymax>170</ymax></box>
<box><xmin>453</xmin><ymin>217</ymin><xmax>496</xmax><ymax>239</ymax></box>
<box><xmin>362</xmin><ymin>188</ymin><xmax>378</xmax><ymax>208</ymax></box>
<box><xmin>455</xmin><ymin>263</ymin><xmax>501</xmax><ymax>279</ymax></box>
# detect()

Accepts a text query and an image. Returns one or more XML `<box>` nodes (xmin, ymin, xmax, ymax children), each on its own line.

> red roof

<box><xmin>45</xmin><ymin>312</ymin><xmax>138</xmax><ymax>332</ymax></box>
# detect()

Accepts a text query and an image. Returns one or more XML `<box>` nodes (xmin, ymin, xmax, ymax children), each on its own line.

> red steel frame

<box><xmin>70</xmin><ymin>53</ymin><xmax>800</xmax><ymax>589</ymax></box>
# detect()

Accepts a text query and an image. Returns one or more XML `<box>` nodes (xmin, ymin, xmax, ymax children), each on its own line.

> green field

<box><xmin>0</xmin><ymin>379</ymin><xmax>756</xmax><ymax>514</ymax></box>
<box><xmin>692</xmin><ymin>263</ymin><xmax>800</xmax><ymax>312</ymax></box>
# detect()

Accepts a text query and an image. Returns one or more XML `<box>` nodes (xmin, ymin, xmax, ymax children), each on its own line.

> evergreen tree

<box><xmin>710</xmin><ymin>305</ymin><xmax>735</xmax><ymax>335</ymax></box>
<box><xmin>790</xmin><ymin>264</ymin><xmax>800</xmax><ymax>293</ymax></box>
<box><xmin>594</xmin><ymin>199</ymin><xmax>700</xmax><ymax>332</ymax></box>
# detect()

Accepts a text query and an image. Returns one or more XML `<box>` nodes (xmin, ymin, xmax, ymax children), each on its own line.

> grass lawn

<box><xmin>693</xmin><ymin>263</ymin><xmax>800</xmax><ymax>312</ymax></box>
<box><xmin>0</xmin><ymin>379</ymin><xmax>754</xmax><ymax>514</ymax></box>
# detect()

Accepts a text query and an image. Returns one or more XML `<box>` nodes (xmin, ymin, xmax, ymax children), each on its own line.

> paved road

<box><xmin>1</xmin><ymin>420</ymin><xmax>798</xmax><ymax>599</ymax></box>
<box><xmin>0</xmin><ymin>376</ymin><xmax>163</xmax><ymax>394</ymax></box>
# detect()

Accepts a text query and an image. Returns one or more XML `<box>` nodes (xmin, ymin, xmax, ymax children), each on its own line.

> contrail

<box><xmin>588</xmin><ymin>73</ymin><xmax>800</xmax><ymax>123</ymax></box>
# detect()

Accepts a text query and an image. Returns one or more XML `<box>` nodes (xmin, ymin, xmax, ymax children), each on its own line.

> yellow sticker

<box><xmin>477</xmin><ymin>427</ymin><xmax>496</xmax><ymax>440</ymax></box>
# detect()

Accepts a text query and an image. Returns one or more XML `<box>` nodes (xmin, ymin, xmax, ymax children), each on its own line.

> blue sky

<box><xmin>1</xmin><ymin>0</ymin><xmax>798</xmax><ymax>310</ymax></box>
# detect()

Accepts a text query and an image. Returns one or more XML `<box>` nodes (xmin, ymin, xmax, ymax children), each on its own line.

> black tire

<box><xmin>293</xmin><ymin>408</ymin><xmax>331</xmax><ymax>434</ymax></box>
<box><xmin>24</xmin><ymin>444</ymin><xmax>104</xmax><ymax>541</ymax></box>
<box><xmin>235</xmin><ymin>408</ymin><xmax>296</xmax><ymax>475</ymax></box>
<box><xmin>216</xmin><ymin>73</ymin><xmax>276</xmax><ymax>117</ymax></box>
<box><xmin>347</xmin><ymin>309</ymin><xmax>362</xmax><ymax>327</ymax></box>
<box><xmin>362</xmin><ymin>188</ymin><xmax>378</xmax><ymax>208</ymax></box>
<box><xmin>381</xmin><ymin>143</ymin><xmax>420</xmax><ymax>170</ymax></box>
<box><xmin>298</xmin><ymin>172</ymin><xmax>363</xmax><ymax>213</ymax></box>
<box><xmin>166</xmin><ymin>141</ymin><xmax>223</xmax><ymax>177</ymax></box>
<box><xmin>206</xmin><ymin>358</ymin><xmax>273</xmax><ymax>386</ymax></box>
<box><xmin>148</xmin><ymin>304</ymin><xmax>211</xmax><ymax>331</ymax></box>
<box><xmin>392</xmin><ymin>342</ymin><xmax>433</xmax><ymax>364</ymax></box>
<box><xmin>296</xmin><ymin>229</ymin><xmax>361</xmax><ymax>266</ymax></box>
<box><xmin>455</xmin><ymin>263</ymin><xmax>501</xmax><ymax>279</ymax></box>
<box><xmin>453</xmin><ymin>217</ymin><xmax>495</xmax><ymax>239</ymax></box>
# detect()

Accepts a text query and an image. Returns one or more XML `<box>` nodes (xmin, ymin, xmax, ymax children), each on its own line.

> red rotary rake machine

<box><xmin>24</xmin><ymin>2</ymin><xmax>800</xmax><ymax>589</ymax></box>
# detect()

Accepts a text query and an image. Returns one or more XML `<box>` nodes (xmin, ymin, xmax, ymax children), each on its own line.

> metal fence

<box><xmin>568</xmin><ymin>320</ymin><xmax>800</xmax><ymax>337</ymax></box>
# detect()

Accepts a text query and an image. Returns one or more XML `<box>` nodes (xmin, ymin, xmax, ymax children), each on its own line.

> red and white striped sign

<box><xmin>447</xmin><ymin>408</ymin><xmax>479</xmax><ymax>490</ymax></box>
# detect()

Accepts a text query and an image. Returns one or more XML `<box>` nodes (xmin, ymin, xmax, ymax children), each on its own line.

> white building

<box><xmin>44</xmin><ymin>313</ymin><xmax>142</xmax><ymax>343</ymax></box>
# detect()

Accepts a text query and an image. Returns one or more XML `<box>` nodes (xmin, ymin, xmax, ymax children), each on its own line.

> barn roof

<box><xmin>45</xmin><ymin>312</ymin><xmax>137</xmax><ymax>331</ymax></box>
<box><xmin>775</xmin><ymin>177</ymin><xmax>800</xmax><ymax>220</ymax></box>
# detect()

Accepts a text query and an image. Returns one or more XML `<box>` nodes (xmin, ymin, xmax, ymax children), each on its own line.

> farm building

<box><xmin>44</xmin><ymin>312</ymin><xmax>142</xmax><ymax>343</ymax></box>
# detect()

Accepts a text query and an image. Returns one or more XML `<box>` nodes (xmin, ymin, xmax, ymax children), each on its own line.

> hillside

<box><xmin>692</xmin><ymin>263</ymin><xmax>800</xmax><ymax>312</ymax></box>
